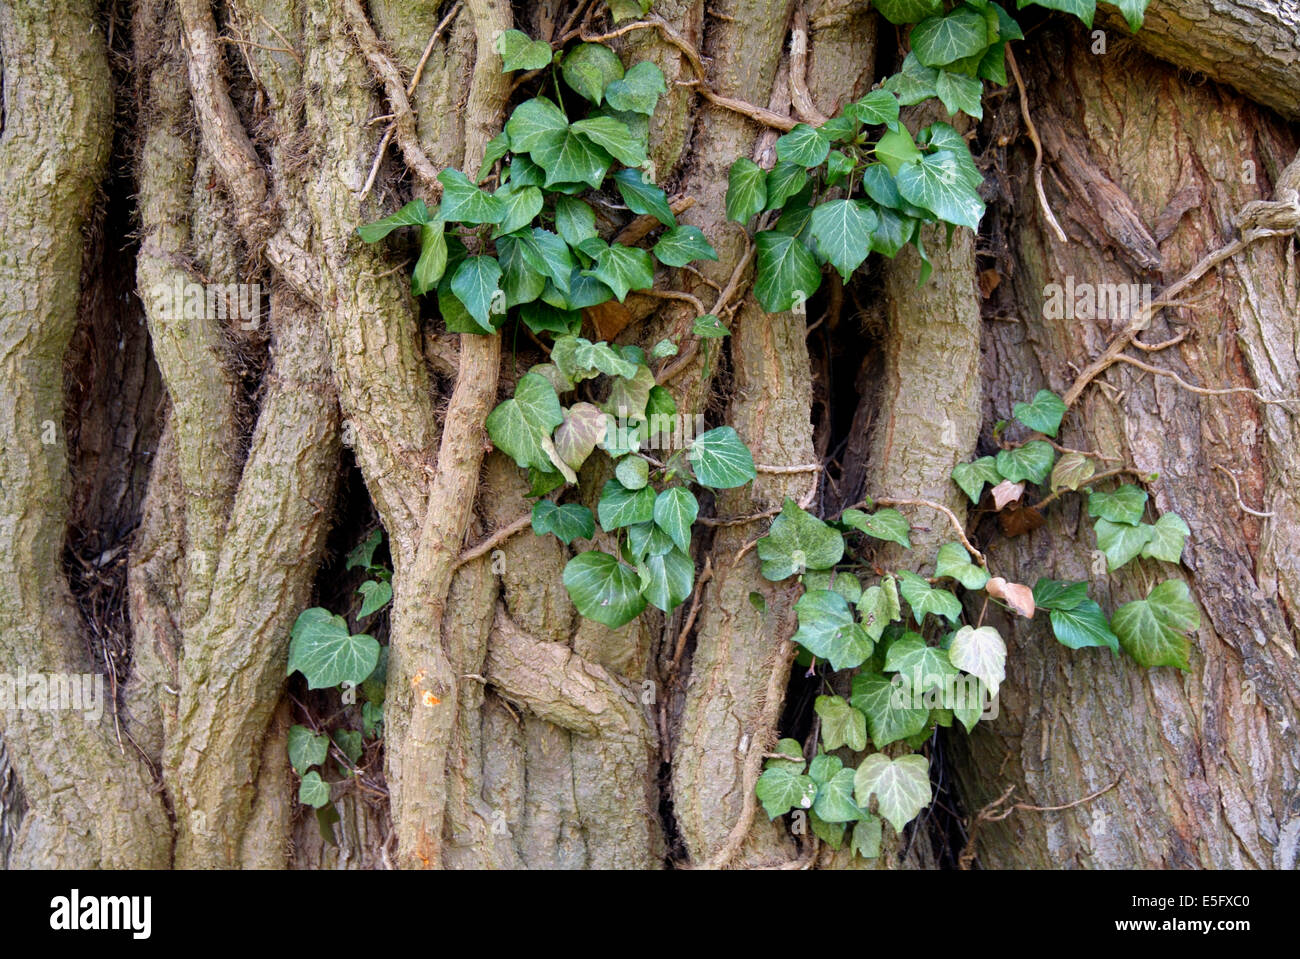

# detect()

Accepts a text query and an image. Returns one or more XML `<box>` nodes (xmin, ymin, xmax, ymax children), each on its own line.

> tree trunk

<box><xmin>0</xmin><ymin>0</ymin><xmax>1296</xmax><ymax>870</ymax></box>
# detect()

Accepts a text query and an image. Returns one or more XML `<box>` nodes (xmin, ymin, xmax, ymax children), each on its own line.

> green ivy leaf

<box><xmin>948</xmin><ymin>624</ymin><xmax>1007</xmax><ymax>696</ymax></box>
<box><xmin>603</xmin><ymin>60</ymin><xmax>666</xmax><ymax>115</ymax></box>
<box><xmin>492</xmin><ymin>182</ymin><xmax>544</xmax><ymax>237</ymax></box>
<box><xmin>288</xmin><ymin>608</ymin><xmax>381</xmax><ymax>690</ymax></box>
<box><xmin>1112</xmin><ymin>0</ymin><xmax>1150</xmax><ymax>32</ymax></box>
<box><xmin>1050</xmin><ymin>599</ymin><xmax>1120</xmax><ymax>653</ymax></box>
<box><xmin>1018</xmin><ymin>0</ymin><xmax>1097</xmax><ymax>30</ymax></box>
<box><xmin>795</xmin><ymin>591</ymin><xmax>875</xmax><ymax>671</ymax></box>
<box><xmin>552</xmin><ymin>334</ymin><xmax>638</xmax><ymax>381</ymax></box>
<box><xmin>638</xmin><ymin>547</ymin><xmax>695</xmax><ymax>612</ymax></box>
<box><xmin>934</xmin><ymin>69</ymin><xmax>985</xmax><ymax>118</ymax></box>
<box><xmin>437</xmin><ymin>169</ymin><xmax>506</xmax><ymax>224</ymax></box>
<box><xmin>756</xmin><ymin>764</ymin><xmax>817</xmax><ymax>819</ymax></box>
<box><xmin>776</xmin><ymin>123</ymin><xmax>831</xmax><ymax>167</ymax></box>
<box><xmin>613</xmin><ymin>168</ymin><xmax>676</xmax><ymax>227</ymax></box>
<box><xmin>911</xmin><ymin>7</ymin><xmax>992</xmax><ymax>68</ymax></box>
<box><xmin>854</xmin><ymin>753</ymin><xmax>931</xmax><ymax>833</ymax></box>
<box><xmin>653</xmin><ymin>487</ymin><xmax>699</xmax><ymax>553</ymax></box>
<box><xmin>288</xmin><ymin>724</ymin><xmax>330</xmax><ymax>774</ymax></box>
<box><xmin>758</xmin><ymin>498</ymin><xmax>845</xmax><ymax>580</ymax></box>
<box><xmin>692</xmin><ymin>314</ymin><xmax>730</xmax><ymax>338</ymax></box>
<box><xmin>346</xmin><ymin>529</ymin><xmax>383</xmax><ymax>570</ymax></box>
<box><xmin>726</xmin><ymin>157</ymin><xmax>768</xmax><ymax>223</ymax></box>
<box><xmin>553</xmin><ymin>402</ymin><xmax>606</xmax><ymax>470</ymax></box>
<box><xmin>951</xmin><ymin>456</ymin><xmax>1003</xmax><ymax>503</ymax></box>
<box><xmin>562</xmin><ymin>42</ymin><xmax>625</xmax><ymax>104</ymax></box>
<box><xmin>333</xmin><ymin>729</ymin><xmax>363</xmax><ymax>766</ymax></box>
<box><xmin>813</xmin><ymin>767</ymin><xmax>864</xmax><ymax>823</ymax></box>
<box><xmin>995</xmin><ymin>440</ymin><xmax>1055</xmax><ymax>485</ymax></box>
<box><xmin>841</xmin><ymin>507</ymin><xmax>912</xmax><ymax>549</ymax></box>
<box><xmin>298</xmin><ymin>771</ymin><xmax>331</xmax><ymax>809</ymax></box>
<box><xmin>857</xmin><ymin>576</ymin><xmax>902</xmax><ymax>640</ymax></box>
<box><xmin>1050</xmin><ymin>451</ymin><xmax>1095</xmax><ymax>492</ymax></box>
<box><xmin>505</xmin><ymin>97</ymin><xmax>568</xmax><ymax>153</ymax></box>
<box><xmin>532</xmin><ymin>500</ymin><xmax>595</xmax><ymax>544</ymax></box>
<box><xmin>754</xmin><ymin>230</ymin><xmax>822</xmax><ymax>313</ymax></box>
<box><xmin>532</xmin><ymin>128</ymin><xmax>613</xmax><ymax>189</ymax></box>
<box><xmin>357</xmin><ymin>199</ymin><xmax>432</xmax><ymax>243</ymax></box>
<box><xmin>851</xmin><ymin>89</ymin><xmax>901</xmax><ymax>127</ymax></box>
<box><xmin>1088</xmin><ymin>484</ymin><xmax>1148</xmax><ymax>525</ymax></box>
<box><xmin>562</xmin><ymin>551</ymin><xmax>647</xmax><ymax>628</ymax></box>
<box><xmin>598</xmin><ymin>478</ymin><xmax>657</xmax><ymax>530</ymax></box>
<box><xmin>627</xmin><ymin>521</ymin><xmax>675</xmax><ymax>560</ymax></box>
<box><xmin>495</xmin><ymin>29</ymin><xmax>553</xmax><ymax>72</ymax></box>
<box><xmin>570</xmin><ymin>115</ymin><xmax>648</xmax><ymax>167</ymax></box>
<box><xmin>765</xmin><ymin>161</ymin><xmax>809</xmax><ymax>211</ymax></box>
<box><xmin>615</xmin><ymin>454</ymin><xmax>650</xmax><ymax>491</ymax></box>
<box><xmin>809</xmin><ymin>199</ymin><xmax>878</xmax><ymax>282</ymax></box>
<box><xmin>1111</xmin><ymin>579</ymin><xmax>1199</xmax><ymax>669</ymax></box>
<box><xmin>898</xmin><ymin>570</ymin><xmax>963</xmax><ymax>624</ymax></box>
<box><xmin>410</xmin><ymin>222</ymin><xmax>449</xmax><ymax>296</ymax></box>
<box><xmin>1141</xmin><ymin>512</ymin><xmax>1190</xmax><ymax>563</ymax></box>
<box><xmin>895</xmin><ymin>150</ymin><xmax>986</xmax><ymax>230</ymax></box>
<box><xmin>604</xmin><ymin>364</ymin><xmax>656</xmax><ymax>421</ymax></box>
<box><xmin>585</xmin><ymin>242</ymin><xmax>655</xmax><ymax>301</ymax></box>
<box><xmin>554</xmin><ymin>196</ymin><xmax>598</xmax><ymax>247</ymax></box>
<box><xmin>1094</xmin><ymin>517</ymin><xmax>1154</xmax><ymax>571</ymax></box>
<box><xmin>883</xmin><ymin>52</ymin><xmax>941</xmax><ymax>107</ymax></box>
<box><xmin>871</xmin><ymin>0</ymin><xmax>943</xmax><ymax>24</ymax></box>
<box><xmin>653</xmin><ymin>225</ymin><xmax>718</xmax><ymax>267</ymax></box>
<box><xmin>850</xmin><ymin>672</ymin><xmax>930</xmax><ymax>748</ymax></box>
<box><xmin>687</xmin><ymin>426</ymin><xmax>756</xmax><ymax>489</ymax></box>
<box><xmin>1032</xmin><ymin>577</ymin><xmax>1089</xmax><ymax>611</ymax></box>
<box><xmin>935</xmin><ymin>541</ymin><xmax>989</xmax><ymax>590</ymax></box>
<box><xmin>875</xmin><ymin>127</ymin><xmax>923</xmax><ymax>175</ymax></box>
<box><xmin>851</xmin><ymin>815</ymin><xmax>884</xmax><ymax>857</ymax></box>
<box><xmin>450</xmin><ymin>255</ymin><xmax>504</xmax><ymax>331</ymax></box>
<box><xmin>486</xmin><ymin>372</ymin><xmax>565</xmax><ymax>472</ymax></box>
<box><xmin>1013</xmin><ymin>388</ymin><xmax>1067</xmax><ymax>437</ymax></box>
<box><xmin>884</xmin><ymin>633</ymin><xmax>960</xmax><ymax>690</ymax></box>
<box><xmin>356</xmin><ymin>580</ymin><xmax>392</xmax><ymax>618</ymax></box>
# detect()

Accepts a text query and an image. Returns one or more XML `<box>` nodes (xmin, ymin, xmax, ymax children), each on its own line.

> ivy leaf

<box><xmin>486</xmin><ymin>372</ymin><xmax>565</xmax><ymax>472</ymax></box>
<box><xmin>726</xmin><ymin>157</ymin><xmax>768</xmax><ymax>224</ymax></box>
<box><xmin>531</xmin><ymin>500</ymin><xmax>595</xmax><ymax>544</ymax></box>
<box><xmin>505</xmin><ymin>97</ymin><xmax>568</xmax><ymax>153</ymax></box>
<box><xmin>1111</xmin><ymin>579</ymin><xmax>1199</xmax><ymax>669</ymax></box>
<box><xmin>857</xmin><ymin>576</ymin><xmax>901</xmax><ymax>640</ymax></box>
<box><xmin>604</xmin><ymin>60</ymin><xmax>667</xmax><ymax>115</ymax></box>
<box><xmin>653</xmin><ymin>225</ymin><xmax>718</xmax><ymax>267</ymax></box>
<box><xmin>653</xmin><ymin>487</ymin><xmax>699</xmax><ymax>553</ymax></box>
<box><xmin>1088</xmin><ymin>484</ymin><xmax>1148</xmax><ymax>525</ymax></box>
<box><xmin>850</xmin><ymin>672</ymin><xmax>930</xmax><ymax>748</ymax></box>
<box><xmin>1141</xmin><ymin>512</ymin><xmax>1190</xmax><ymax>563</ymax></box>
<box><xmin>898</xmin><ymin>570</ymin><xmax>963</xmax><ymax>624</ymax></box>
<box><xmin>497</xmin><ymin>233</ymin><xmax>545</xmax><ymax>307</ymax></box>
<box><xmin>947</xmin><ymin>624</ymin><xmax>1007</xmax><ymax>697</ymax></box>
<box><xmin>874</xmin><ymin>126</ymin><xmax>922</xmax><ymax>175</ymax></box>
<box><xmin>563</xmin><ymin>551</ymin><xmax>646</xmax><ymax>628</ymax></box>
<box><xmin>570</xmin><ymin>116</ymin><xmax>647</xmax><ymax>167</ymax></box>
<box><xmin>357</xmin><ymin>198</ymin><xmax>431</xmax><ymax>242</ymax></box>
<box><xmin>813</xmin><ymin>767</ymin><xmax>865</xmax><ymax>823</ymax></box>
<box><xmin>604</xmin><ymin>364</ymin><xmax>656</xmax><ymax>420</ymax></box>
<box><xmin>532</xmin><ymin>128</ymin><xmax>613</xmax><ymax>189</ymax></box>
<box><xmin>995</xmin><ymin>440</ymin><xmax>1055</xmax><ymax>485</ymax></box>
<box><xmin>585</xmin><ymin>242</ymin><xmax>655</xmax><ymax>301</ymax></box>
<box><xmin>450</xmin><ymin>255</ymin><xmax>504</xmax><ymax>331</ymax></box>
<box><xmin>910</xmin><ymin>7</ymin><xmax>992</xmax><ymax>68</ymax></box>
<box><xmin>883</xmin><ymin>52</ymin><xmax>941</xmax><ymax>107</ymax></box>
<box><xmin>692</xmin><ymin>314</ymin><xmax>730</xmax><ymax>338</ymax></box>
<box><xmin>288</xmin><ymin>608</ymin><xmax>381</xmax><ymax>690</ymax></box>
<box><xmin>288</xmin><ymin>725</ymin><xmax>330</xmax><ymax>774</ymax></box>
<box><xmin>1032</xmin><ymin>577</ymin><xmax>1089</xmax><ymax>611</ymax></box>
<box><xmin>491</xmin><ymin>183</ymin><xmax>544</xmax><ymax>238</ymax></box>
<box><xmin>935</xmin><ymin>541</ymin><xmax>989</xmax><ymax>590</ymax></box>
<box><xmin>775</xmin><ymin>123</ymin><xmax>831</xmax><ymax>168</ymax></box>
<box><xmin>333</xmin><ymin>729</ymin><xmax>363</xmax><ymax>766</ymax></box>
<box><xmin>346</xmin><ymin>529</ymin><xmax>382</xmax><ymax>570</ymax></box>
<box><xmin>495</xmin><ymin>29</ymin><xmax>553</xmax><ymax>72</ymax></box>
<box><xmin>1112</xmin><ymin>0</ymin><xmax>1150</xmax><ymax>32</ymax></box>
<box><xmin>896</xmin><ymin>150</ymin><xmax>986</xmax><ymax>230</ymax></box>
<box><xmin>951</xmin><ymin>456</ymin><xmax>1003</xmax><ymax>503</ymax></box>
<box><xmin>1050</xmin><ymin>599</ymin><xmax>1121</xmax><ymax>653</ymax></box>
<box><xmin>627</xmin><ymin>521</ymin><xmax>675</xmax><ymax>561</ymax></box>
<box><xmin>638</xmin><ymin>547</ymin><xmax>695</xmax><ymax>612</ymax></box>
<box><xmin>841</xmin><ymin>507</ymin><xmax>912</xmax><ymax>549</ymax></box>
<box><xmin>521</xmin><ymin>302</ymin><xmax>580</xmax><ymax>337</ymax></box>
<box><xmin>809</xmin><ymin>199</ymin><xmax>878</xmax><ymax>282</ymax></box>
<box><xmin>552</xmin><ymin>334</ymin><xmax>638</xmax><ymax>381</ymax></box>
<box><xmin>597</xmin><ymin>478</ymin><xmax>657</xmax><ymax>530</ymax></box>
<box><xmin>852</xmin><ymin>815</ymin><xmax>884</xmax><ymax>858</ymax></box>
<box><xmin>1050</xmin><ymin>451</ymin><xmax>1095</xmax><ymax>492</ymax></box>
<box><xmin>518</xmin><ymin>228</ymin><xmax>576</xmax><ymax>293</ymax></box>
<box><xmin>852</xmin><ymin>89</ymin><xmax>901</xmax><ymax>127</ymax></box>
<box><xmin>554</xmin><ymin>196</ymin><xmax>598</xmax><ymax>247</ymax></box>
<box><xmin>437</xmin><ymin>169</ymin><xmax>506</xmax><ymax>225</ymax></box>
<box><xmin>872</xmin><ymin>0</ymin><xmax>943</xmax><ymax>24</ymax></box>
<box><xmin>553</xmin><ymin>402</ymin><xmax>606</xmax><ymax>470</ymax></box>
<box><xmin>1013</xmin><ymin>388</ymin><xmax>1067</xmax><ymax>437</ymax></box>
<box><xmin>854</xmin><ymin>753</ymin><xmax>931</xmax><ymax>833</ymax></box>
<box><xmin>754</xmin><ymin>230</ymin><xmax>822</xmax><ymax>313</ymax></box>
<box><xmin>1018</xmin><ymin>0</ymin><xmax>1097</xmax><ymax>30</ymax></box>
<box><xmin>613</xmin><ymin>168</ymin><xmax>676</xmax><ymax>227</ymax></box>
<box><xmin>765</xmin><ymin>161</ymin><xmax>809</xmax><ymax>211</ymax></box>
<box><xmin>1094</xmin><ymin>517</ymin><xmax>1154</xmax><ymax>571</ymax></box>
<box><xmin>757</xmin><ymin>498</ymin><xmax>845</xmax><ymax>580</ymax></box>
<box><xmin>934</xmin><ymin>70</ymin><xmax>984</xmax><ymax>119</ymax></box>
<box><xmin>614</xmin><ymin>455</ymin><xmax>649</xmax><ymax>492</ymax></box>
<box><xmin>412</xmin><ymin>222</ymin><xmax>449</xmax><ymax>296</ymax></box>
<box><xmin>688</xmin><ymin>426</ymin><xmax>757</xmax><ymax>489</ymax></box>
<box><xmin>756</xmin><ymin>764</ymin><xmax>817</xmax><ymax>819</ymax></box>
<box><xmin>884</xmin><ymin>633</ymin><xmax>960</xmax><ymax>690</ymax></box>
<box><xmin>298</xmin><ymin>771</ymin><xmax>331</xmax><ymax>809</ymax></box>
<box><xmin>562</xmin><ymin>42</ymin><xmax>624</xmax><ymax>104</ymax></box>
<box><xmin>357</xmin><ymin>580</ymin><xmax>392</xmax><ymax>618</ymax></box>
<box><xmin>794</xmin><ymin>591</ymin><xmax>875</xmax><ymax>671</ymax></box>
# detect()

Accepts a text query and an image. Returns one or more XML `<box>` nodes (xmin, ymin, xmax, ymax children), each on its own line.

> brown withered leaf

<box><xmin>978</xmin><ymin>268</ymin><xmax>1001</xmax><ymax>298</ymax></box>
<box><xmin>997</xmin><ymin>503</ymin><xmax>1044</xmax><ymax>537</ymax></box>
<box><xmin>584</xmin><ymin>299</ymin><xmax>633</xmax><ymax>342</ymax></box>
<box><xmin>986</xmin><ymin>576</ymin><xmax>1035</xmax><ymax>618</ymax></box>
<box><xmin>990</xmin><ymin>479</ymin><xmax>1025</xmax><ymax>511</ymax></box>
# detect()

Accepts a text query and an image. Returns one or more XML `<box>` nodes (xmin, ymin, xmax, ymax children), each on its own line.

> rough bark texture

<box><xmin>1</xmin><ymin>0</ymin><xmax>1297</xmax><ymax>870</ymax></box>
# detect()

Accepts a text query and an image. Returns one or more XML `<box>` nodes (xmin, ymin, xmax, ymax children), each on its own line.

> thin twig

<box><xmin>452</xmin><ymin>514</ymin><xmax>533</xmax><ymax>570</ymax></box>
<box><xmin>1214</xmin><ymin>463</ymin><xmax>1275</xmax><ymax>519</ymax></box>
<box><xmin>1006</xmin><ymin>45</ymin><xmax>1067</xmax><ymax>245</ymax></box>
